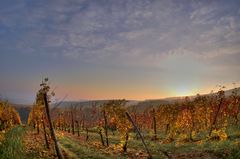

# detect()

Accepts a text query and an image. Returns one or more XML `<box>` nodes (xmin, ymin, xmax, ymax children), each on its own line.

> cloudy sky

<box><xmin>0</xmin><ymin>0</ymin><xmax>240</xmax><ymax>104</ymax></box>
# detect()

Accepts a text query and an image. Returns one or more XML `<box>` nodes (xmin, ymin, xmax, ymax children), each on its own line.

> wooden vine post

<box><xmin>125</xmin><ymin>112</ymin><xmax>152</xmax><ymax>159</ymax></box>
<box><xmin>103</xmin><ymin>110</ymin><xmax>109</xmax><ymax>146</ymax></box>
<box><xmin>43</xmin><ymin>93</ymin><xmax>64</xmax><ymax>159</ymax></box>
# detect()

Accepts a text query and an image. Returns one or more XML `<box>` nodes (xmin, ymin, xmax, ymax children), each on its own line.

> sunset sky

<box><xmin>1</xmin><ymin>0</ymin><xmax>240</xmax><ymax>104</ymax></box>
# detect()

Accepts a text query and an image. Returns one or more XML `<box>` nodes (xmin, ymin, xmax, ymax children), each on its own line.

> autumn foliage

<box><xmin>26</xmin><ymin>83</ymin><xmax>240</xmax><ymax>158</ymax></box>
<box><xmin>0</xmin><ymin>100</ymin><xmax>21</xmax><ymax>131</ymax></box>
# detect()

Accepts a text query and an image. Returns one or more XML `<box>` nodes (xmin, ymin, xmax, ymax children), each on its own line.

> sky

<box><xmin>0</xmin><ymin>0</ymin><xmax>240</xmax><ymax>104</ymax></box>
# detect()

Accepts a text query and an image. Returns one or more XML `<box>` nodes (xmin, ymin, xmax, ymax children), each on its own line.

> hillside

<box><xmin>40</xmin><ymin>87</ymin><xmax>240</xmax><ymax>111</ymax></box>
<box><xmin>11</xmin><ymin>87</ymin><xmax>239</xmax><ymax>123</ymax></box>
<box><xmin>13</xmin><ymin>104</ymin><xmax>31</xmax><ymax>124</ymax></box>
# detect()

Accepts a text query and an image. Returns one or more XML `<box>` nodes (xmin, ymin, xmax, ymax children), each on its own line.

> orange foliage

<box><xmin>0</xmin><ymin>100</ymin><xmax>21</xmax><ymax>130</ymax></box>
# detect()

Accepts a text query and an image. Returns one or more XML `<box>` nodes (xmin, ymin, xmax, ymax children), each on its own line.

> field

<box><xmin>1</xmin><ymin>124</ymin><xmax>240</xmax><ymax>159</ymax></box>
<box><xmin>1</xmin><ymin>81</ymin><xmax>240</xmax><ymax>159</ymax></box>
<box><xmin>1</xmin><ymin>0</ymin><xmax>240</xmax><ymax>158</ymax></box>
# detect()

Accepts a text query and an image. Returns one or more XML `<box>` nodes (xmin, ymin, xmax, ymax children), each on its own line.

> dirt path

<box><xmin>56</xmin><ymin>131</ymin><xmax>116</xmax><ymax>159</ymax></box>
<box><xmin>23</xmin><ymin>127</ymin><xmax>57</xmax><ymax>159</ymax></box>
<box><xmin>56</xmin><ymin>131</ymin><xmax>152</xmax><ymax>159</ymax></box>
<box><xmin>22</xmin><ymin>128</ymin><xmax>223</xmax><ymax>159</ymax></box>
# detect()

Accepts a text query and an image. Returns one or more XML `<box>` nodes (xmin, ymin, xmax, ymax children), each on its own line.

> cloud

<box><xmin>44</xmin><ymin>34</ymin><xmax>66</xmax><ymax>47</ymax></box>
<box><xmin>1</xmin><ymin>0</ymin><xmax>240</xmax><ymax>101</ymax></box>
<box><xmin>190</xmin><ymin>5</ymin><xmax>218</xmax><ymax>25</ymax></box>
<box><xmin>1</xmin><ymin>0</ymin><xmax>240</xmax><ymax>70</ymax></box>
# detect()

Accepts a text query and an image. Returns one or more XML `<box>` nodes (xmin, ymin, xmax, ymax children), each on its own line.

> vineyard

<box><xmin>1</xmin><ymin>0</ymin><xmax>240</xmax><ymax>158</ymax></box>
<box><xmin>1</xmin><ymin>79</ymin><xmax>240</xmax><ymax>159</ymax></box>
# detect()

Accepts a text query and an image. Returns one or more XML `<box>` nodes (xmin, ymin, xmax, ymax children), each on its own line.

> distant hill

<box><xmin>57</xmin><ymin>99</ymin><xmax>139</xmax><ymax>108</ymax></box>
<box><xmin>133</xmin><ymin>99</ymin><xmax>170</xmax><ymax>112</ymax></box>
<box><xmin>127</xmin><ymin>87</ymin><xmax>240</xmax><ymax>111</ymax></box>
<box><xmin>162</xmin><ymin>87</ymin><xmax>240</xmax><ymax>101</ymax></box>
<box><xmin>55</xmin><ymin>87</ymin><xmax>240</xmax><ymax>109</ymax></box>
<box><xmin>57</xmin><ymin>100</ymin><xmax>109</xmax><ymax>108</ymax></box>
<box><xmin>12</xmin><ymin>104</ymin><xmax>31</xmax><ymax>124</ymax></box>
<box><xmin>222</xmin><ymin>87</ymin><xmax>240</xmax><ymax>96</ymax></box>
<box><xmin>11</xmin><ymin>87</ymin><xmax>239</xmax><ymax>122</ymax></box>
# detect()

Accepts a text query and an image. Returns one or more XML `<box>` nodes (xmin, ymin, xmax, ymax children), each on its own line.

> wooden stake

<box><xmin>44</xmin><ymin>93</ymin><xmax>64</xmax><ymax>159</ymax></box>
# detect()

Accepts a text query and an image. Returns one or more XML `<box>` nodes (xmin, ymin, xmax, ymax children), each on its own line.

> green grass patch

<box><xmin>0</xmin><ymin>126</ymin><xmax>25</xmax><ymax>159</ymax></box>
<box><xmin>59</xmin><ymin>136</ymin><xmax>116</xmax><ymax>159</ymax></box>
<box><xmin>57</xmin><ymin>127</ymin><xmax>240</xmax><ymax>159</ymax></box>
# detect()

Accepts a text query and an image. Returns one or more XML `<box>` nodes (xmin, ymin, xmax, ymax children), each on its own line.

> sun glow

<box><xmin>174</xmin><ymin>87</ymin><xmax>194</xmax><ymax>97</ymax></box>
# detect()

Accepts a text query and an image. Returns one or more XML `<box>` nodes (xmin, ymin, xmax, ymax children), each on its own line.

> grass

<box><xmin>57</xmin><ymin>127</ymin><xmax>240</xmax><ymax>159</ymax></box>
<box><xmin>1</xmin><ymin>126</ymin><xmax>239</xmax><ymax>159</ymax></box>
<box><xmin>0</xmin><ymin>126</ymin><xmax>25</xmax><ymax>159</ymax></box>
<box><xmin>58</xmin><ymin>135</ymin><xmax>116</xmax><ymax>159</ymax></box>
